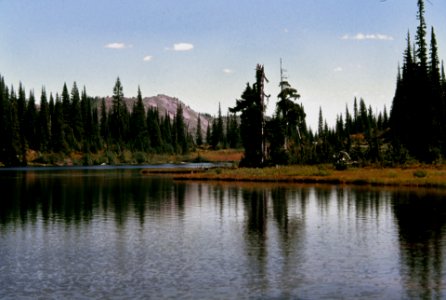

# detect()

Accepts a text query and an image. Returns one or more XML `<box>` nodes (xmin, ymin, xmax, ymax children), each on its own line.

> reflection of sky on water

<box><xmin>1</xmin><ymin>170</ymin><xmax>446</xmax><ymax>298</ymax></box>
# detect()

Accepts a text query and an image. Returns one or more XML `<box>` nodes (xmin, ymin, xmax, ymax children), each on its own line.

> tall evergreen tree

<box><xmin>147</xmin><ymin>107</ymin><xmax>163</xmax><ymax>151</ymax></box>
<box><xmin>318</xmin><ymin>107</ymin><xmax>324</xmax><ymax>136</ymax></box>
<box><xmin>100</xmin><ymin>98</ymin><xmax>109</xmax><ymax>144</ymax></box>
<box><xmin>205</xmin><ymin>123</ymin><xmax>211</xmax><ymax>146</ymax></box>
<box><xmin>210</xmin><ymin>103</ymin><xmax>224</xmax><ymax>149</ymax></box>
<box><xmin>226</xmin><ymin>113</ymin><xmax>240</xmax><ymax>149</ymax></box>
<box><xmin>91</xmin><ymin>107</ymin><xmax>101</xmax><ymax>152</ymax></box>
<box><xmin>6</xmin><ymin>87</ymin><xmax>21</xmax><ymax>165</ymax></box>
<box><xmin>276</xmin><ymin>76</ymin><xmax>304</xmax><ymax>149</ymax></box>
<box><xmin>110</xmin><ymin>77</ymin><xmax>126</xmax><ymax>150</ymax></box>
<box><xmin>160</xmin><ymin>112</ymin><xmax>173</xmax><ymax>152</ymax></box>
<box><xmin>353</xmin><ymin>97</ymin><xmax>359</xmax><ymax>132</ymax></box>
<box><xmin>269</xmin><ymin>74</ymin><xmax>306</xmax><ymax>164</ymax></box>
<box><xmin>230</xmin><ymin>64</ymin><xmax>267</xmax><ymax>167</ymax></box>
<box><xmin>70</xmin><ymin>82</ymin><xmax>83</xmax><ymax>149</ymax></box>
<box><xmin>173</xmin><ymin>104</ymin><xmax>188</xmax><ymax>154</ymax></box>
<box><xmin>0</xmin><ymin>77</ymin><xmax>20</xmax><ymax>165</ymax></box>
<box><xmin>428</xmin><ymin>27</ymin><xmax>444</xmax><ymax>152</ymax></box>
<box><xmin>80</xmin><ymin>87</ymin><xmax>92</xmax><ymax>152</ymax></box>
<box><xmin>24</xmin><ymin>91</ymin><xmax>38</xmax><ymax>151</ymax></box>
<box><xmin>17</xmin><ymin>83</ymin><xmax>27</xmax><ymax>159</ymax></box>
<box><xmin>416</xmin><ymin>0</ymin><xmax>428</xmax><ymax>73</ymax></box>
<box><xmin>390</xmin><ymin>0</ymin><xmax>445</xmax><ymax>162</ymax></box>
<box><xmin>37</xmin><ymin>87</ymin><xmax>51</xmax><ymax>152</ymax></box>
<box><xmin>0</xmin><ymin>76</ymin><xmax>8</xmax><ymax>162</ymax></box>
<box><xmin>51</xmin><ymin>95</ymin><xmax>67</xmax><ymax>152</ymax></box>
<box><xmin>59</xmin><ymin>83</ymin><xmax>74</xmax><ymax>150</ymax></box>
<box><xmin>195</xmin><ymin>113</ymin><xmax>203</xmax><ymax>146</ymax></box>
<box><xmin>130</xmin><ymin>87</ymin><xmax>149</xmax><ymax>151</ymax></box>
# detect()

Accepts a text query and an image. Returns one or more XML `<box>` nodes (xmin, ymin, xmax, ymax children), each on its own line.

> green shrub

<box><xmin>413</xmin><ymin>170</ymin><xmax>427</xmax><ymax>178</ymax></box>
<box><xmin>133</xmin><ymin>152</ymin><xmax>147</xmax><ymax>164</ymax></box>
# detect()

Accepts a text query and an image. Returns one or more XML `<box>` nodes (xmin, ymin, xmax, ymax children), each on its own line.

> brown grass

<box><xmin>170</xmin><ymin>164</ymin><xmax>446</xmax><ymax>189</ymax></box>
<box><xmin>192</xmin><ymin>149</ymin><xmax>243</xmax><ymax>162</ymax></box>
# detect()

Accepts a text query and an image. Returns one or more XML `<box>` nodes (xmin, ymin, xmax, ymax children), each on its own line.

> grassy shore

<box><xmin>21</xmin><ymin>149</ymin><xmax>243</xmax><ymax>167</ymax></box>
<box><xmin>167</xmin><ymin>164</ymin><xmax>446</xmax><ymax>189</ymax></box>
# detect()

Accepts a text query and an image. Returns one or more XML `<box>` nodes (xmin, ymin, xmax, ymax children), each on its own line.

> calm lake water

<box><xmin>1</xmin><ymin>167</ymin><xmax>446</xmax><ymax>299</ymax></box>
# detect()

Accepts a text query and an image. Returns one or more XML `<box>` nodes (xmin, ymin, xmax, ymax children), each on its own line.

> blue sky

<box><xmin>1</xmin><ymin>0</ymin><xmax>445</xmax><ymax>129</ymax></box>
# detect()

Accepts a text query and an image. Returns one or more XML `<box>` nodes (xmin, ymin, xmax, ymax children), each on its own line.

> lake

<box><xmin>1</xmin><ymin>167</ymin><xmax>446</xmax><ymax>299</ymax></box>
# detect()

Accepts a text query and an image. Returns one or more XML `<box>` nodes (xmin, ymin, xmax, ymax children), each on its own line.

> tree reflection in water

<box><xmin>392</xmin><ymin>190</ymin><xmax>446</xmax><ymax>300</ymax></box>
<box><xmin>2</xmin><ymin>170</ymin><xmax>446</xmax><ymax>298</ymax></box>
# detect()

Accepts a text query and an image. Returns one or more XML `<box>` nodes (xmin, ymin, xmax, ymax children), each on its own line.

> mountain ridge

<box><xmin>99</xmin><ymin>94</ymin><xmax>212</xmax><ymax>135</ymax></box>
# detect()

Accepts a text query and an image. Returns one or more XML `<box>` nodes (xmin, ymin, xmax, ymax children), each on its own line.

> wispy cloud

<box><xmin>333</xmin><ymin>67</ymin><xmax>343</xmax><ymax>72</ymax></box>
<box><xmin>341</xmin><ymin>33</ymin><xmax>394</xmax><ymax>41</ymax></box>
<box><xmin>143</xmin><ymin>55</ymin><xmax>153</xmax><ymax>62</ymax></box>
<box><xmin>172</xmin><ymin>43</ymin><xmax>194</xmax><ymax>51</ymax></box>
<box><xmin>223</xmin><ymin>68</ymin><xmax>234</xmax><ymax>74</ymax></box>
<box><xmin>104</xmin><ymin>42</ymin><xmax>133</xmax><ymax>49</ymax></box>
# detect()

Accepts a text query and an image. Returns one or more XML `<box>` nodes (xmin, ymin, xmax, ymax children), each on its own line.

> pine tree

<box><xmin>345</xmin><ymin>104</ymin><xmax>353</xmax><ymax>136</ymax></box>
<box><xmin>429</xmin><ymin>27</ymin><xmax>444</xmax><ymax>154</ymax></box>
<box><xmin>210</xmin><ymin>103</ymin><xmax>224</xmax><ymax>149</ymax></box>
<box><xmin>160</xmin><ymin>112</ymin><xmax>173</xmax><ymax>153</ymax></box>
<box><xmin>173</xmin><ymin>104</ymin><xmax>188</xmax><ymax>154</ymax></box>
<box><xmin>0</xmin><ymin>77</ymin><xmax>20</xmax><ymax>165</ymax></box>
<box><xmin>0</xmin><ymin>76</ymin><xmax>7</xmax><ymax>162</ymax></box>
<box><xmin>226</xmin><ymin>113</ymin><xmax>240</xmax><ymax>149</ymax></box>
<box><xmin>37</xmin><ymin>87</ymin><xmax>51</xmax><ymax>152</ymax></box>
<box><xmin>230</xmin><ymin>65</ymin><xmax>267</xmax><ymax>167</ymax></box>
<box><xmin>51</xmin><ymin>94</ymin><xmax>67</xmax><ymax>152</ymax></box>
<box><xmin>24</xmin><ymin>90</ymin><xmax>38</xmax><ymax>151</ymax></box>
<box><xmin>206</xmin><ymin>123</ymin><xmax>211</xmax><ymax>146</ymax></box>
<box><xmin>5</xmin><ymin>87</ymin><xmax>21</xmax><ymax>165</ymax></box>
<box><xmin>17</xmin><ymin>83</ymin><xmax>27</xmax><ymax>159</ymax></box>
<box><xmin>275</xmin><ymin>74</ymin><xmax>305</xmax><ymax>162</ymax></box>
<box><xmin>70</xmin><ymin>82</ymin><xmax>83</xmax><ymax>149</ymax></box>
<box><xmin>195</xmin><ymin>113</ymin><xmax>203</xmax><ymax>146</ymax></box>
<box><xmin>110</xmin><ymin>77</ymin><xmax>126</xmax><ymax>150</ymax></box>
<box><xmin>130</xmin><ymin>87</ymin><xmax>149</xmax><ymax>151</ymax></box>
<box><xmin>91</xmin><ymin>107</ymin><xmax>101</xmax><ymax>152</ymax></box>
<box><xmin>61</xmin><ymin>83</ymin><xmax>75</xmax><ymax>150</ymax></box>
<box><xmin>100</xmin><ymin>98</ymin><xmax>109</xmax><ymax>144</ymax></box>
<box><xmin>80</xmin><ymin>87</ymin><xmax>92</xmax><ymax>152</ymax></box>
<box><xmin>147</xmin><ymin>107</ymin><xmax>163</xmax><ymax>151</ymax></box>
<box><xmin>318</xmin><ymin>107</ymin><xmax>324</xmax><ymax>136</ymax></box>
<box><xmin>390</xmin><ymin>0</ymin><xmax>445</xmax><ymax>162</ymax></box>
<box><xmin>49</xmin><ymin>93</ymin><xmax>55</xmax><ymax>118</ymax></box>
<box><xmin>416</xmin><ymin>0</ymin><xmax>428</xmax><ymax>73</ymax></box>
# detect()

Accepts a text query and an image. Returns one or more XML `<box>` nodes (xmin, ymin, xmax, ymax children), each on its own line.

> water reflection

<box><xmin>2</xmin><ymin>170</ymin><xmax>446</xmax><ymax>298</ymax></box>
<box><xmin>0</xmin><ymin>171</ymin><xmax>179</xmax><ymax>228</ymax></box>
<box><xmin>392</xmin><ymin>190</ymin><xmax>446</xmax><ymax>299</ymax></box>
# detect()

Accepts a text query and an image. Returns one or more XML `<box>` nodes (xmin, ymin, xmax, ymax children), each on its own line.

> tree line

<box><xmin>1</xmin><ymin>0</ymin><xmax>443</xmax><ymax>167</ymax></box>
<box><xmin>0</xmin><ymin>76</ymin><xmax>242</xmax><ymax>166</ymax></box>
<box><xmin>229</xmin><ymin>64</ymin><xmax>390</xmax><ymax>167</ymax></box>
<box><xmin>390</xmin><ymin>0</ymin><xmax>446</xmax><ymax>163</ymax></box>
<box><xmin>230</xmin><ymin>0</ymin><xmax>445</xmax><ymax>167</ymax></box>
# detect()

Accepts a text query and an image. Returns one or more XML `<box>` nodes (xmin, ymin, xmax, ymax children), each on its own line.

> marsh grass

<box><xmin>171</xmin><ymin>165</ymin><xmax>446</xmax><ymax>188</ymax></box>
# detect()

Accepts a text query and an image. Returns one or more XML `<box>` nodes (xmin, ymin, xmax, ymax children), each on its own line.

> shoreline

<box><xmin>164</xmin><ymin>165</ymin><xmax>446</xmax><ymax>189</ymax></box>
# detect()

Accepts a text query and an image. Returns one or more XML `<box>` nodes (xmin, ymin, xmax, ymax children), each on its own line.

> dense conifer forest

<box><xmin>0</xmin><ymin>0</ymin><xmax>444</xmax><ymax>167</ymax></box>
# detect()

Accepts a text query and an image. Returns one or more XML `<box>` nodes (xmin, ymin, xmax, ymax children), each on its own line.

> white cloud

<box><xmin>333</xmin><ymin>67</ymin><xmax>343</xmax><ymax>72</ymax></box>
<box><xmin>223</xmin><ymin>68</ymin><xmax>234</xmax><ymax>74</ymax></box>
<box><xmin>143</xmin><ymin>55</ymin><xmax>153</xmax><ymax>62</ymax></box>
<box><xmin>105</xmin><ymin>42</ymin><xmax>132</xmax><ymax>49</ymax></box>
<box><xmin>172</xmin><ymin>43</ymin><xmax>194</xmax><ymax>51</ymax></box>
<box><xmin>341</xmin><ymin>33</ymin><xmax>394</xmax><ymax>41</ymax></box>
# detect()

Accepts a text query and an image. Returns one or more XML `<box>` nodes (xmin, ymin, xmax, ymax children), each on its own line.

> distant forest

<box><xmin>0</xmin><ymin>0</ymin><xmax>445</xmax><ymax>167</ymax></box>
